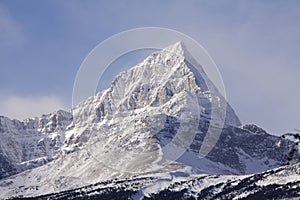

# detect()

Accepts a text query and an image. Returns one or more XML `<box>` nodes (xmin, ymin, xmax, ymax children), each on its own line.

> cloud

<box><xmin>0</xmin><ymin>96</ymin><xmax>67</xmax><ymax>120</ymax></box>
<box><xmin>0</xmin><ymin>4</ymin><xmax>26</xmax><ymax>49</ymax></box>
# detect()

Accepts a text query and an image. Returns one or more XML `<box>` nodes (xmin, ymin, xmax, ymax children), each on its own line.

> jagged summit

<box><xmin>163</xmin><ymin>41</ymin><xmax>188</xmax><ymax>56</ymax></box>
<box><xmin>162</xmin><ymin>41</ymin><xmax>204</xmax><ymax>73</ymax></box>
<box><xmin>70</xmin><ymin>41</ymin><xmax>241</xmax><ymax>129</ymax></box>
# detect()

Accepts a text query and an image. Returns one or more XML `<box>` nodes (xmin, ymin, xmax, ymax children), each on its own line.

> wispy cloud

<box><xmin>0</xmin><ymin>96</ymin><xmax>67</xmax><ymax>120</ymax></box>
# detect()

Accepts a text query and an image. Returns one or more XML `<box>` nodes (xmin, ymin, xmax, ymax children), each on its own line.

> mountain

<box><xmin>0</xmin><ymin>42</ymin><xmax>298</xmax><ymax>199</ymax></box>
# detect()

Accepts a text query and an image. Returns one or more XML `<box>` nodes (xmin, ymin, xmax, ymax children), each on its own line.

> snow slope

<box><xmin>9</xmin><ymin>162</ymin><xmax>299</xmax><ymax>199</ymax></box>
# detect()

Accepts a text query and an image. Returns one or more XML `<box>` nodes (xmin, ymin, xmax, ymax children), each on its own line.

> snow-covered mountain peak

<box><xmin>68</xmin><ymin>41</ymin><xmax>242</xmax><ymax>145</ymax></box>
<box><xmin>163</xmin><ymin>41</ymin><xmax>188</xmax><ymax>57</ymax></box>
<box><xmin>66</xmin><ymin>41</ymin><xmax>243</xmax><ymax>151</ymax></box>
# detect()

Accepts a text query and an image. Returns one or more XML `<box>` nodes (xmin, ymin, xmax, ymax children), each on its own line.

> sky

<box><xmin>0</xmin><ymin>0</ymin><xmax>299</xmax><ymax>135</ymax></box>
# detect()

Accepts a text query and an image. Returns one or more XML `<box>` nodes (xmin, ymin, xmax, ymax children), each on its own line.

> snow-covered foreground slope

<box><xmin>7</xmin><ymin>162</ymin><xmax>300</xmax><ymax>199</ymax></box>
<box><xmin>0</xmin><ymin>42</ymin><xmax>298</xmax><ymax>199</ymax></box>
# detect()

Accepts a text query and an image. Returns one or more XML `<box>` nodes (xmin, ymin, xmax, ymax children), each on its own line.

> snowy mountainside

<box><xmin>0</xmin><ymin>110</ymin><xmax>72</xmax><ymax>179</ymax></box>
<box><xmin>0</xmin><ymin>124</ymin><xmax>293</xmax><ymax>199</ymax></box>
<box><xmin>9</xmin><ymin>162</ymin><xmax>300</xmax><ymax>200</ymax></box>
<box><xmin>0</xmin><ymin>42</ymin><xmax>297</xmax><ymax>199</ymax></box>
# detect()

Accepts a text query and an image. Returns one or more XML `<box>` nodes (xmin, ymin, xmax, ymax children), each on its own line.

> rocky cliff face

<box><xmin>0</xmin><ymin>110</ymin><xmax>72</xmax><ymax>178</ymax></box>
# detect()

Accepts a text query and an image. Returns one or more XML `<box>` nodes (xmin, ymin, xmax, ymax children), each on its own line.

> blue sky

<box><xmin>0</xmin><ymin>0</ymin><xmax>299</xmax><ymax>135</ymax></box>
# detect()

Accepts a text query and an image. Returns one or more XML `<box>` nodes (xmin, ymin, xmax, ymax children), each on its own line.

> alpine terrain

<box><xmin>0</xmin><ymin>42</ymin><xmax>299</xmax><ymax>199</ymax></box>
